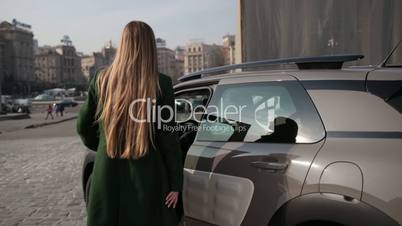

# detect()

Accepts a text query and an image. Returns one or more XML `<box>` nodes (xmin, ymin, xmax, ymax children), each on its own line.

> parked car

<box><xmin>12</xmin><ymin>99</ymin><xmax>31</xmax><ymax>113</ymax></box>
<box><xmin>34</xmin><ymin>94</ymin><xmax>54</xmax><ymax>101</ymax></box>
<box><xmin>81</xmin><ymin>54</ymin><xmax>402</xmax><ymax>226</ymax></box>
<box><xmin>58</xmin><ymin>99</ymin><xmax>78</xmax><ymax>107</ymax></box>
<box><xmin>0</xmin><ymin>96</ymin><xmax>31</xmax><ymax>113</ymax></box>
<box><xmin>0</xmin><ymin>95</ymin><xmax>12</xmax><ymax>113</ymax></box>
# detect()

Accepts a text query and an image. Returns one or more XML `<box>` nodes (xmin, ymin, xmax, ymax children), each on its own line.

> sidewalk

<box><xmin>0</xmin><ymin>112</ymin><xmax>78</xmax><ymax>134</ymax></box>
<box><xmin>0</xmin><ymin>113</ymin><xmax>30</xmax><ymax>121</ymax></box>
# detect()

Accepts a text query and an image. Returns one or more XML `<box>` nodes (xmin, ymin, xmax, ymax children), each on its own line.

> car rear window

<box><xmin>367</xmin><ymin>79</ymin><xmax>402</xmax><ymax>114</ymax></box>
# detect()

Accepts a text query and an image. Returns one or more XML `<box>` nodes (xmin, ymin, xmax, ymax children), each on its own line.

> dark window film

<box><xmin>175</xmin><ymin>89</ymin><xmax>210</xmax><ymax>122</ymax></box>
<box><xmin>386</xmin><ymin>88</ymin><xmax>402</xmax><ymax>113</ymax></box>
<box><xmin>197</xmin><ymin>81</ymin><xmax>325</xmax><ymax>143</ymax></box>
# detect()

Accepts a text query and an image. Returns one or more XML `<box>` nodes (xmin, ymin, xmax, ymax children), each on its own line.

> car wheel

<box><xmin>85</xmin><ymin>174</ymin><xmax>92</xmax><ymax>206</ymax></box>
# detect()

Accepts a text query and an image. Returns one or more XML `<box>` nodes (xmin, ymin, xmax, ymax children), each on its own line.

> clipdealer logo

<box><xmin>128</xmin><ymin>97</ymin><xmax>280</xmax><ymax>132</ymax></box>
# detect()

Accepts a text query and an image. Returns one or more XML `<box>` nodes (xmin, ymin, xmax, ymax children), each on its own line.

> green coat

<box><xmin>77</xmin><ymin>73</ymin><xmax>183</xmax><ymax>226</ymax></box>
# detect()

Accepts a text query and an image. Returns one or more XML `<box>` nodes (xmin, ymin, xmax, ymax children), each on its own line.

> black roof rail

<box><xmin>178</xmin><ymin>54</ymin><xmax>364</xmax><ymax>82</ymax></box>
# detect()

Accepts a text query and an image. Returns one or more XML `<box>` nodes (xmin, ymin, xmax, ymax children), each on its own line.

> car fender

<box><xmin>267</xmin><ymin>193</ymin><xmax>400</xmax><ymax>226</ymax></box>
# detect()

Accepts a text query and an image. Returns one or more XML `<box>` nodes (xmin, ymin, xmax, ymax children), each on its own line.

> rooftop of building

<box><xmin>0</xmin><ymin>20</ymin><xmax>33</xmax><ymax>34</ymax></box>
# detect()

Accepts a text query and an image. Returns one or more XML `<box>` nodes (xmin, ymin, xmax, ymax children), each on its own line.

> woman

<box><xmin>77</xmin><ymin>21</ymin><xmax>183</xmax><ymax>226</ymax></box>
<box><xmin>45</xmin><ymin>104</ymin><xmax>54</xmax><ymax>120</ymax></box>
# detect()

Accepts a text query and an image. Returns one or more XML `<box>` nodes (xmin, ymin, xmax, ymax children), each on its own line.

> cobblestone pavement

<box><xmin>0</xmin><ymin>121</ymin><xmax>87</xmax><ymax>226</ymax></box>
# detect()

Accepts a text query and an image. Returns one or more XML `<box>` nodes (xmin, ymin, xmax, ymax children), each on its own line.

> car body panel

<box><xmin>303</xmin><ymin>90</ymin><xmax>401</xmax><ymax>132</ymax></box>
<box><xmin>301</xmin><ymin>72</ymin><xmax>402</xmax><ymax>224</ymax></box>
<box><xmin>303</xmin><ymin>137</ymin><xmax>402</xmax><ymax>224</ymax></box>
<box><xmin>184</xmin><ymin>140</ymin><xmax>325</xmax><ymax>226</ymax></box>
<box><xmin>183</xmin><ymin>168</ymin><xmax>254</xmax><ymax>226</ymax></box>
<box><xmin>319</xmin><ymin>162</ymin><xmax>363</xmax><ymax>199</ymax></box>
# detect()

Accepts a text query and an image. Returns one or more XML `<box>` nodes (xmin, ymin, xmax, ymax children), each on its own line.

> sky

<box><xmin>0</xmin><ymin>0</ymin><xmax>237</xmax><ymax>54</ymax></box>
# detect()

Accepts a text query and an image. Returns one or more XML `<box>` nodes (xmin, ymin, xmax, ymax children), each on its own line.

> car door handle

<box><xmin>249</xmin><ymin>161</ymin><xmax>288</xmax><ymax>171</ymax></box>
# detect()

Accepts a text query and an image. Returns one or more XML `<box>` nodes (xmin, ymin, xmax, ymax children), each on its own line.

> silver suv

<box><xmin>175</xmin><ymin>54</ymin><xmax>402</xmax><ymax>226</ymax></box>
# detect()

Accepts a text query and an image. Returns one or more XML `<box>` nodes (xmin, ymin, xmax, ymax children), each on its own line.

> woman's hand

<box><xmin>165</xmin><ymin>191</ymin><xmax>179</xmax><ymax>208</ymax></box>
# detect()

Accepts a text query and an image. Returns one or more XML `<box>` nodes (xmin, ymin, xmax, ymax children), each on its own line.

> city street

<box><xmin>0</xmin><ymin>119</ymin><xmax>87</xmax><ymax>226</ymax></box>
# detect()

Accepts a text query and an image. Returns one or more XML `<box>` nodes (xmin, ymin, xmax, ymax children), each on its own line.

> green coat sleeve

<box><xmin>76</xmin><ymin>75</ymin><xmax>99</xmax><ymax>151</ymax></box>
<box><xmin>158</xmin><ymin>76</ymin><xmax>184</xmax><ymax>192</ymax></box>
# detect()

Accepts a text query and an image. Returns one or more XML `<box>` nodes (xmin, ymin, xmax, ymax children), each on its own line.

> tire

<box><xmin>85</xmin><ymin>174</ymin><xmax>92</xmax><ymax>207</ymax></box>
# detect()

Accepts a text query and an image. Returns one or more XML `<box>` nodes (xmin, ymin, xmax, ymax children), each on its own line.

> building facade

<box><xmin>81</xmin><ymin>52</ymin><xmax>105</xmax><ymax>81</ymax></box>
<box><xmin>33</xmin><ymin>39</ymin><xmax>38</xmax><ymax>54</ymax></box>
<box><xmin>156</xmin><ymin>38</ymin><xmax>177</xmax><ymax>81</ymax></box>
<box><xmin>81</xmin><ymin>41</ymin><xmax>116</xmax><ymax>81</ymax></box>
<box><xmin>102</xmin><ymin>40</ymin><xmax>116</xmax><ymax>66</ymax></box>
<box><xmin>0</xmin><ymin>19</ymin><xmax>34</xmax><ymax>96</ymax></box>
<box><xmin>34</xmin><ymin>48</ymin><xmax>62</xmax><ymax>85</ymax></box>
<box><xmin>174</xmin><ymin>46</ymin><xmax>186</xmax><ymax>83</ymax></box>
<box><xmin>223</xmin><ymin>34</ymin><xmax>236</xmax><ymax>65</ymax></box>
<box><xmin>0</xmin><ymin>37</ymin><xmax>4</xmax><ymax>106</ymax></box>
<box><xmin>54</xmin><ymin>44</ymin><xmax>84</xmax><ymax>85</ymax></box>
<box><xmin>184</xmin><ymin>42</ymin><xmax>225</xmax><ymax>74</ymax></box>
<box><xmin>34</xmin><ymin>36</ymin><xmax>85</xmax><ymax>88</ymax></box>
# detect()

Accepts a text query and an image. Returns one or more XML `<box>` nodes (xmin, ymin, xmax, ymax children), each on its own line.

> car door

<box><xmin>183</xmin><ymin>74</ymin><xmax>326</xmax><ymax>226</ymax></box>
<box><xmin>174</xmin><ymin>87</ymin><xmax>213</xmax><ymax>160</ymax></box>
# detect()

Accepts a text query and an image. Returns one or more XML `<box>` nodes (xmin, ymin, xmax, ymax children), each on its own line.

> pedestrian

<box><xmin>45</xmin><ymin>104</ymin><xmax>54</xmax><ymax>120</ymax></box>
<box><xmin>59</xmin><ymin>104</ymin><xmax>64</xmax><ymax>117</ymax></box>
<box><xmin>77</xmin><ymin>21</ymin><xmax>183</xmax><ymax>226</ymax></box>
<box><xmin>54</xmin><ymin>103</ymin><xmax>59</xmax><ymax>117</ymax></box>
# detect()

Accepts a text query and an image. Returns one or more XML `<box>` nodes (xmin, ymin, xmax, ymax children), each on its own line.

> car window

<box><xmin>367</xmin><ymin>78</ymin><xmax>402</xmax><ymax>114</ymax></box>
<box><xmin>197</xmin><ymin>81</ymin><xmax>325</xmax><ymax>143</ymax></box>
<box><xmin>175</xmin><ymin>89</ymin><xmax>210</xmax><ymax>122</ymax></box>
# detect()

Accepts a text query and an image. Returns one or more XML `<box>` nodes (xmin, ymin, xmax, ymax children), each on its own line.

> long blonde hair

<box><xmin>96</xmin><ymin>21</ymin><xmax>160</xmax><ymax>159</ymax></box>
